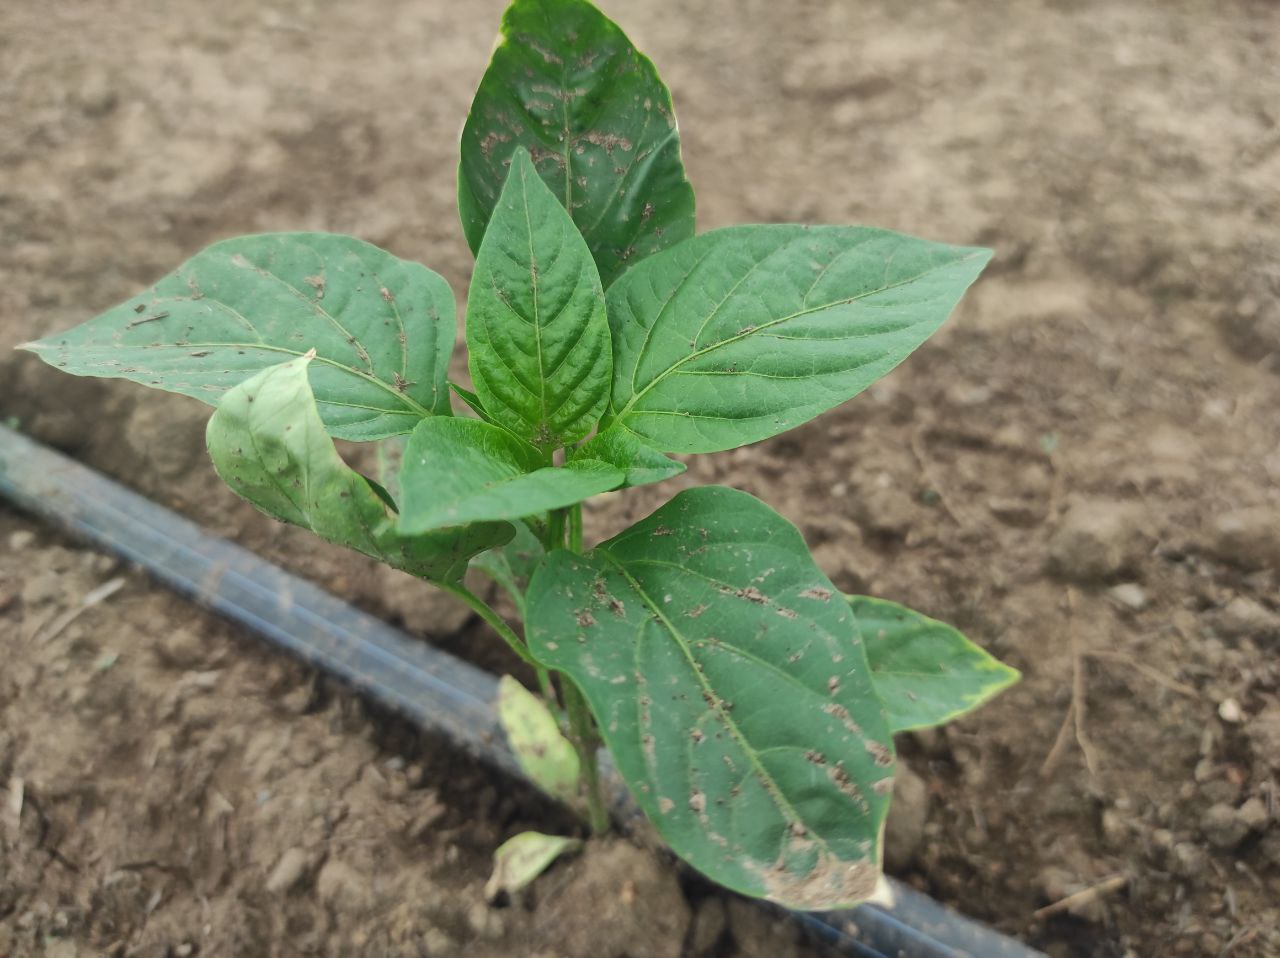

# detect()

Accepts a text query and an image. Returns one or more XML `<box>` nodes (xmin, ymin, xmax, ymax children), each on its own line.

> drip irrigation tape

<box><xmin>0</xmin><ymin>423</ymin><xmax>1043</xmax><ymax>958</ymax></box>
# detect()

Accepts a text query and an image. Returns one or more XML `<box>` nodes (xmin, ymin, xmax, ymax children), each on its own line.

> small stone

<box><xmin>1200</xmin><ymin>802</ymin><xmax>1248</xmax><ymax>850</ymax></box>
<box><xmin>153</xmin><ymin>628</ymin><xmax>208</xmax><ymax>670</ymax></box>
<box><xmin>884</xmin><ymin>763</ymin><xmax>928</xmax><ymax>871</ymax></box>
<box><xmin>1047</xmin><ymin>499</ymin><xmax>1146</xmax><ymax>582</ymax></box>
<box><xmin>1208</xmin><ymin>507</ymin><xmax>1280</xmax><ymax>572</ymax></box>
<box><xmin>316</xmin><ymin>861</ymin><xmax>375</xmax><ymax>915</ymax></box>
<box><xmin>1218</xmin><ymin>596</ymin><xmax>1280</xmax><ymax>640</ymax></box>
<box><xmin>1172</xmin><ymin>842</ymin><xmax>1208</xmax><ymax>877</ymax></box>
<box><xmin>1101</xmin><ymin>808</ymin><xmax>1129</xmax><ymax>845</ymax></box>
<box><xmin>266</xmin><ymin>848</ymin><xmax>311</xmax><ymax>894</ymax></box>
<box><xmin>1108</xmin><ymin>583</ymin><xmax>1149</xmax><ymax>612</ymax></box>
<box><xmin>7</xmin><ymin>530</ymin><xmax>35</xmax><ymax>552</ymax></box>
<box><xmin>1217</xmin><ymin>698</ymin><xmax>1244</xmax><ymax>723</ymax></box>
<box><xmin>1238</xmin><ymin>797</ymin><xmax>1270</xmax><ymax>832</ymax></box>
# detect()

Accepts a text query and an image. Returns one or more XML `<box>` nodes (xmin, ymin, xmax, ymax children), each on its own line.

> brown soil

<box><xmin>3</xmin><ymin>0</ymin><xmax>1279</xmax><ymax>955</ymax></box>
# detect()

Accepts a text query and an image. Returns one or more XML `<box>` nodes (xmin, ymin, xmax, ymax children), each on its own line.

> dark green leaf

<box><xmin>398</xmin><ymin>417</ymin><xmax>623</xmax><ymax>533</ymax></box>
<box><xmin>206</xmin><ymin>356</ymin><xmax>511</xmax><ymax>581</ymax></box>
<box><xmin>459</xmin><ymin>0</ymin><xmax>695</xmax><ymax>285</ymax></box>
<box><xmin>849</xmin><ymin>596</ymin><xmax>1019</xmax><ymax>733</ymax></box>
<box><xmin>606</xmin><ymin>226</ymin><xmax>992</xmax><ymax>453</ymax></box>
<box><xmin>23</xmin><ymin>233</ymin><xmax>456</xmax><ymax>441</ymax></box>
<box><xmin>466</xmin><ymin>149</ymin><xmax>613</xmax><ymax>449</ymax></box>
<box><xmin>526</xmin><ymin>486</ymin><xmax>895</xmax><ymax>909</ymax></box>
<box><xmin>572</xmin><ymin>426</ymin><xmax>685</xmax><ymax>489</ymax></box>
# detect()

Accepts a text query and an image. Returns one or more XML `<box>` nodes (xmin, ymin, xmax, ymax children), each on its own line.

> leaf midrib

<box><xmin>597</xmin><ymin>551</ymin><xmax>838</xmax><ymax>859</ymax></box>
<box><xmin>615</xmin><ymin>249</ymin><xmax>982</xmax><ymax>425</ymax></box>
<box><xmin>75</xmin><ymin>340</ymin><xmax>431</xmax><ymax>419</ymax></box>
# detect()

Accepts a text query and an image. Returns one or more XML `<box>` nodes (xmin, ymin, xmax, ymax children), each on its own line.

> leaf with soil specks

<box><xmin>485</xmin><ymin>831</ymin><xmax>581</xmax><ymax>902</ymax></box>
<box><xmin>496</xmin><ymin>675</ymin><xmax>580</xmax><ymax>805</ymax></box>
<box><xmin>526</xmin><ymin>486</ymin><xmax>895</xmax><ymax>910</ymax></box>
<box><xmin>22</xmin><ymin>233</ymin><xmax>455</xmax><ymax>441</ymax></box>
<box><xmin>459</xmin><ymin>0</ymin><xmax>695</xmax><ymax>286</ymax></box>
<box><xmin>850</xmin><ymin>596</ymin><xmax>1020</xmax><ymax>732</ymax></box>
<box><xmin>466</xmin><ymin>149</ymin><xmax>613</xmax><ymax>448</ymax></box>
<box><xmin>397</xmin><ymin>417</ymin><xmax>624</xmax><ymax>533</ymax></box>
<box><xmin>605</xmin><ymin>226</ymin><xmax>991</xmax><ymax>453</ymax></box>
<box><xmin>206</xmin><ymin>357</ymin><xmax>511</xmax><ymax>581</ymax></box>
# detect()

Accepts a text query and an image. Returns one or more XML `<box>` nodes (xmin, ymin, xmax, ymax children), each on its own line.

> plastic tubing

<box><xmin>0</xmin><ymin>423</ymin><xmax>1043</xmax><ymax>958</ymax></box>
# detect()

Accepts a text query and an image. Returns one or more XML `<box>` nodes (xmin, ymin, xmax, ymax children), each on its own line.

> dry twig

<box><xmin>1033</xmin><ymin>874</ymin><xmax>1128</xmax><ymax>921</ymax></box>
<box><xmin>909</xmin><ymin>423</ymin><xmax>965</xmax><ymax>527</ymax></box>
<box><xmin>1041</xmin><ymin>589</ymin><xmax>1098</xmax><ymax>777</ymax></box>
<box><xmin>32</xmin><ymin>577</ymin><xmax>126</xmax><ymax>644</ymax></box>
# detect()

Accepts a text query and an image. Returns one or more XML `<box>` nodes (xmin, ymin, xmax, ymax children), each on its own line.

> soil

<box><xmin>2</xmin><ymin>0</ymin><xmax>1279</xmax><ymax>955</ymax></box>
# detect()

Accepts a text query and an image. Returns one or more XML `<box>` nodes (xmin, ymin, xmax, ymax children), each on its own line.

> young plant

<box><xmin>20</xmin><ymin>0</ymin><xmax>1017</xmax><ymax>910</ymax></box>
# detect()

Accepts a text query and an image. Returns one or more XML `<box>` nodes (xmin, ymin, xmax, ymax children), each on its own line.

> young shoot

<box><xmin>20</xmin><ymin>0</ymin><xmax>1017</xmax><ymax>911</ymax></box>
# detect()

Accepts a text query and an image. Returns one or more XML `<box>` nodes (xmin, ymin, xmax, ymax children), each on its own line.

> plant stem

<box><xmin>546</xmin><ymin>507</ymin><xmax>566</xmax><ymax>552</ymax></box>
<box><xmin>568</xmin><ymin>503</ymin><xmax>583</xmax><ymax>553</ymax></box>
<box><xmin>439</xmin><ymin>581</ymin><xmax>537</xmax><ymax>668</ymax></box>
<box><xmin>562</xmin><ymin>679</ymin><xmax>610</xmax><ymax>834</ymax></box>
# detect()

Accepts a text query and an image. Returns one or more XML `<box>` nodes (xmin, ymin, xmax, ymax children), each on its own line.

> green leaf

<box><xmin>459</xmin><ymin>0</ymin><xmax>695</xmax><ymax>286</ymax></box>
<box><xmin>466</xmin><ymin>149</ymin><xmax>613</xmax><ymax>449</ymax></box>
<box><xmin>849</xmin><ymin>596</ymin><xmax>1020</xmax><ymax>733</ymax></box>
<box><xmin>526</xmin><ymin>486</ymin><xmax>896</xmax><ymax>910</ymax></box>
<box><xmin>206</xmin><ymin>356</ymin><xmax>511</xmax><ymax>581</ymax></box>
<box><xmin>484</xmin><ymin>831</ymin><xmax>582</xmax><ymax>902</ymax></box>
<box><xmin>23</xmin><ymin>233</ymin><xmax>456</xmax><ymax>441</ymax></box>
<box><xmin>473</xmin><ymin>521</ymin><xmax>546</xmax><ymax>615</ymax></box>
<box><xmin>449</xmin><ymin>381</ymin><xmax>498</xmax><ymax>425</ymax></box>
<box><xmin>398</xmin><ymin>417</ymin><xmax>623</xmax><ymax>533</ymax></box>
<box><xmin>605</xmin><ymin>226</ymin><xmax>992</xmax><ymax>454</ymax></box>
<box><xmin>496</xmin><ymin>675</ymin><xmax>581</xmax><ymax>805</ymax></box>
<box><xmin>572</xmin><ymin>426</ymin><xmax>685</xmax><ymax>489</ymax></box>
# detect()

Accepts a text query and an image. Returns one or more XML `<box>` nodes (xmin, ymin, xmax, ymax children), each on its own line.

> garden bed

<box><xmin>2</xmin><ymin>0</ymin><xmax>1278</xmax><ymax>954</ymax></box>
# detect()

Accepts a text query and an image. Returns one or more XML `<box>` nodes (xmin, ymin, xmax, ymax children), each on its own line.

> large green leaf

<box><xmin>605</xmin><ymin>226</ymin><xmax>992</xmax><ymax>454</ymax></box>
<box><xmin>398</xmin><ymin>417</ymin><xmax>623</xmax><ymax>534</ymax></box>
<box><xmin>206</xmin><ymin>356</ymin><xmax>511</xmax><ymax>581</ymax></box>
<box><xmin>526</xmin><ymin>486</ymin><xmax>896</xmax><ymax>909</ymax></box>
<box><xmin>466</xmin><ymin>149</ymin><xmax>613</xmax><ymax>449</ymax></box>
<box><xmin>849</xmin><ymin>596</ymin><xmax>1019</xmax><ymax>733</ymax></box>
<box><xmin>458</xmin><ymin>0</ymin><xmax>695</xmax><ymax>286</ymax></box>
<box><xmin>571</xmin><ymin>426</ymin><xmax>685</xmax><ymax>489</ymax></box>
<box><xmin>22</xmin><ymin>233</ymin><xmax>456</xmax><ymax>441</ymax></box>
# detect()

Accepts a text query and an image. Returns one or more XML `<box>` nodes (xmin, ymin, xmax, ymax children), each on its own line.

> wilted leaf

<box><xmin>207</xmin><ymin>356</ymin><xmax>510</xmax><ymax>581</ymax></box>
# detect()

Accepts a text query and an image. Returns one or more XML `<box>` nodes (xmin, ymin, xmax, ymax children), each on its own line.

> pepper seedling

<box><xmin>20</xmin><ymin>0</ymin><xmax>1018</xmax><ymax>910</ymax></box>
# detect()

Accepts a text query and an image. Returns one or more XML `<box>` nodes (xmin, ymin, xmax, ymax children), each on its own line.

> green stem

<box><xmin>546</xmin><ymin>508</ymin><xmax>566</xmax><ymax>552</ymax></box>
<box><xmin>568</xmin><ymin>503</ymin><xmax>583</xmax><ymax>553</ymax></box>
<box><xmin>563</xmin><ymin>679</ymin><xmax>609</xmax><ymax>834</ymax></box>
<box><xmin>439</xmin><ymin>581</ymin><xmax>538</xmax><ymax>668</ymax></box>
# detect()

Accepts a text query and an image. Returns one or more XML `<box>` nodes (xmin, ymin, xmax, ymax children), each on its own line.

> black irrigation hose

<box><xmin>0</xmin><ymin>423</ymin><xmax>1043</xmax><ymax>958</ymax></box>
